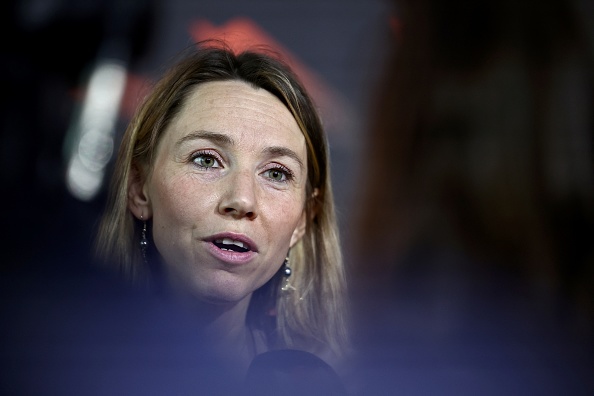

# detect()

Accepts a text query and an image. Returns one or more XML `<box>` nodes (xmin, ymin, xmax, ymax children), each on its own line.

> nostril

<box><xmin>246</xmin><ymin>211</ymin><xmax>255</xmax><ymax>219</ymax></box>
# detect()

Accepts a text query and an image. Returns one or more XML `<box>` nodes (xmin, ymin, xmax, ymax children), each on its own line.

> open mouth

<box><xmin>213</xmin><ymin>237</ymin><xmax>251</xmax><ymax>253</ymax></box>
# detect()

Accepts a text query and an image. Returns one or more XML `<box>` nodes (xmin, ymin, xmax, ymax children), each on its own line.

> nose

<box><xmin>218</xmin><ymin>170</ymin><xmax>258</xmax><ymax>220</ymax></box>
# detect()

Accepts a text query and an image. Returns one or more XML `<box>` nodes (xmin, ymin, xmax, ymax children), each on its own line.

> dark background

<box><xmin>1</xmin><ymin>0</ymin><xmax>593</xmax><ymax>395</ymax></box>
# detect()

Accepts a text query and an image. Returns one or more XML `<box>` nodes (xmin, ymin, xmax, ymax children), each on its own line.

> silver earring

<box><xmin>140</xmin><ymin>216</ymin><xmax>148</xmax><ymax>264</ymax></box>
<box><xmin>281</xmin><ymin>253</ymin><xmax>296</xmax><ymax>292</ymax></box>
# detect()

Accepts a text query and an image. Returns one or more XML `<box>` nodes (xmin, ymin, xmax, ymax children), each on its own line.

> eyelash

<box><xmin>188</xmin><ymin>150</ymin><xmax>294</xmax><ymax>183</ymax></box>
<box><xmin>189</xmin><ymin>150</ymin><xmax>223</xmax><ymax>170</ymax></box>
<box><xmin>263</xmin><ymin>164</ymin><xmax>294</xmax><ymax>183</ymax></box>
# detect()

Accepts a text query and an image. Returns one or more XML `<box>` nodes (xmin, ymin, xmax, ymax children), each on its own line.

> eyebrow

<box><xmin>175</xmin><ymin>130</ymin><xmax>234</xmax><ymax>149</ymax></box>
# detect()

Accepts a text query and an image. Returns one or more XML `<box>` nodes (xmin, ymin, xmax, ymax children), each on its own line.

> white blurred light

<box><xmin>66</xmin><ymin>60</ymin><xmax>126</xmax><ymax>201</ymax></box>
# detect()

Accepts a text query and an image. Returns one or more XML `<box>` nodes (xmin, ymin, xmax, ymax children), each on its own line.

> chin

<box><xmin>167</xmin><ymin>267</ymin><xmax>262</xmax><ymax>305</ymax></box>
<box><xmin>189</xmin><ymin>278</ymin><xmax>254</xmax><ymax>305</ymax></box>
<box><xmin>200</xmin><ymin>293</ymin><xmax>248</xmax><ymax>305</ymax></box>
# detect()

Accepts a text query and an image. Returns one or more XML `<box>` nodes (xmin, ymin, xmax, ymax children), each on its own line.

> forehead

<box><xmin>163</xmin><ymin>80</ymin><xmax>305</xmax><ymax>150</ymax></box>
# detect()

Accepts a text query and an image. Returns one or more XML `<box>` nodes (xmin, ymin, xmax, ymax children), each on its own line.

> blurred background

<box><xmin>1</xmin><ymin>0</ymin><xmax>593</xmax><ymax>394</ymax></box>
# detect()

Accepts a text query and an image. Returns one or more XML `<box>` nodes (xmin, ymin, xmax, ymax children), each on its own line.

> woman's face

<box><xmin>134</xmin><ymin>80</ymin><xmax>308</xmax><ymax>304</ymax></box>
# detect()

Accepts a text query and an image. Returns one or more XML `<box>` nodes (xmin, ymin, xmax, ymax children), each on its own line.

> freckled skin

<box><xmin>143</xmin><ymin>81</ymin><xmax>308</xmax><ymax>304</ymax></box>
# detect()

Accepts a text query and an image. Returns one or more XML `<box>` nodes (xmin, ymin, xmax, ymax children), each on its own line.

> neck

<box><xmin>201</xmin><ymin>295</ymin><xmax>258</xmax><ymax>378</ymax></box>
<box><xmin>165</xmin><ymin>286</ymin><xmax>258</xmax><ymax>376</ymax></box>
<box><xmin>197</xmin><ymin>294</ymin><xmax>253</xmax><ymax>345</ymax></box>
<box><xmin>156</xmin><ymin>267</ymin><xmax>252</xmax><ymax>340</ymax></box>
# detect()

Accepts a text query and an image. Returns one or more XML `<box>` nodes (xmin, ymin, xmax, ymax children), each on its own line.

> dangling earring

<box><xmin>140</xmin><ymin>215</ymin><xmax>148</xmax><ymax>265</ymax></box>
<box><xmin>281</xmin><ymin>252</ymin><xmax>296</xmax><ymax>292</ymax></box>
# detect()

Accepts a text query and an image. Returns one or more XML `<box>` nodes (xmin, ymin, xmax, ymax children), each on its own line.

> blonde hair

<box><xmin>95</xmin><ymin>42</ymin><xmax>348</xmax><ymax>357</ymax></box>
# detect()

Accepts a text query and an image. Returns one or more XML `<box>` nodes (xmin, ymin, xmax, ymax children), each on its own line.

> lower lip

<box><xmin>205</xmin><ymin>241</ymin><xmax>257</xmax><ymax>264</ymax></box>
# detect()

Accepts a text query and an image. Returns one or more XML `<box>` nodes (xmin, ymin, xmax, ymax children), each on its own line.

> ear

<box><xmin>310</xmin><ymin>188</ymin><xmax>320</xmax><ymax>219</ymax></box>
<box><xmin>289</xmin><ymin>210</ymin><xmax>307</xmax><ymax>248</ymax></box>
<box><xmin>289</xmin><ymin>188</ymin><xmax>319</xmax><ymax>247</ymax></box>
<box><xmin>127</xmin><ymin>164</ymin><xmax>152</xmax><ymax>220</ymax></box>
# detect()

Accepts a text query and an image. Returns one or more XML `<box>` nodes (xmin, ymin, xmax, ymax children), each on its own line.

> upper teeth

<box><xmin>216</xmin><ymin>238</ymin><xmax>246</xmax><ymax>249</ymax></box>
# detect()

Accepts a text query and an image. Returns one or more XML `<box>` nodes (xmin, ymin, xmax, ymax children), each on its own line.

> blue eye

<box><xmin>263</xmin><ymin>166</ymin><xmax>293</xmax><ymax>183</ymax></box>
<box><xmin>192</xmin><ymin>153</ymin><xmax>220</xmax><ymax>169</ymax></box>
<box><xmin>267</xmin><ymin>169</ymin><xmax>286</xmax><ymax>181</ymax></box>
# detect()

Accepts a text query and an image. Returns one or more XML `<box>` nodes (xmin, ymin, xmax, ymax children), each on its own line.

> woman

<box><xmin>94</xmin><ymin>42</ymin><xmax>348</xmax><ymax>388</ymax></box>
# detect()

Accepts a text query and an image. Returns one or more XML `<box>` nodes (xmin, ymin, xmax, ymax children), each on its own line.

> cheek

<box><xmin>262</xmin><ymin>192</ymin><xmax>305</xmax><ymax>242</ymax></box>
<box><xmin>150</xmin><ymin>177</ymin><xmax>216</xmax><ymax>232</ymax></box>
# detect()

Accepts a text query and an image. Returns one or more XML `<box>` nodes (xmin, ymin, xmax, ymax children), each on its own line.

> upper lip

<box><xmin>205</xmin><ymin>232</ymin><xmax>259</xmax><ymax>253</ymax></box>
